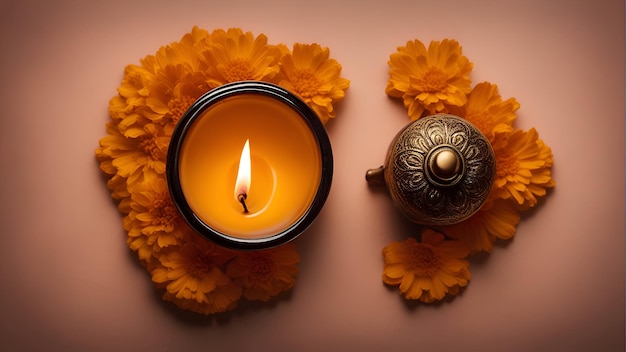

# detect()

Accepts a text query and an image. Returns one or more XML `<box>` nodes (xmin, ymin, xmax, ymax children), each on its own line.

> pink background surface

<box><xmin>0</xmin><ymin>0</ymin><xmax>623</xmax><ymax>351</ymax></box>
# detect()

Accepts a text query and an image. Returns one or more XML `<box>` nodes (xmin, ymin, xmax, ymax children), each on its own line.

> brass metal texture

<box><xmin>368</xmin><ymin>114</ymin><xmax>496</xmax><ymax>225</ymax></box>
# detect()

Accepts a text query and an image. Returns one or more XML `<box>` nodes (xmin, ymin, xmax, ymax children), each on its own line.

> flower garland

<box><xmin>96</xmin><ymin>27</ymin><xmax>349</xmax><ymax>315</ymax></box>
<box><xmin>382</xmin><ymin>39</ymin><xmax>556</xmax><ymax>302</ymax></box>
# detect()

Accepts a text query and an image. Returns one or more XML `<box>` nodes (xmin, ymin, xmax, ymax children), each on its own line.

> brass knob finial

<box><xmin>426</xmin><ymin>147</ymin><xmax>464</xmax><ymax>187</ymax></box>
<box><xmin>365</xmin><ymin>114</ymin><xmax>495</xmax><ymax>226</ymax></box>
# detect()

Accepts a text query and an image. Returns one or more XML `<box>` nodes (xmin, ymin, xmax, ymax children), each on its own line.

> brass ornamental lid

<box><xmin>367</xmin><ymin>114</ymin><xmax>496</xmax><ymax>226</ymax></box>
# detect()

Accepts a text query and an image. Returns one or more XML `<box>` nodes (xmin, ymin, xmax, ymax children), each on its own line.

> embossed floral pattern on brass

<box><xmin>371</xmin><ymin>114</ymin><xmax>496</xmax><ymax>225</ymax></box>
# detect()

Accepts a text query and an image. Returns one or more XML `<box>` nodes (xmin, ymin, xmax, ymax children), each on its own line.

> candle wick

<box><xmin>238</xmin><ymin>193</ymin><xmax>249</xmax><ymax>213</ymax></box>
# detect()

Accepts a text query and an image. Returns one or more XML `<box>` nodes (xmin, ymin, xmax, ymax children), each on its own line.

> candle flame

<box><xmin>234</xmin><ymin>139</ymin><xmax>251</xmax><ymax>200</ymax></box>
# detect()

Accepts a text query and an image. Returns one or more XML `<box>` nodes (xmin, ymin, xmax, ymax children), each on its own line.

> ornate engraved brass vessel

<box><xmin>366</xmin><ymin>114</ymin><xmax>496</xmax><ymax>225</ymax></box>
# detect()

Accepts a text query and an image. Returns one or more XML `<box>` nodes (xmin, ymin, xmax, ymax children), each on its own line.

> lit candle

<box><xmin>235</xmin><ymin>139</ymin><xmax>251</xmax><ymax>213</ymax></box>
<box><xmin>166</xmin><ymin>81</ymin><xmax>333</xmax><ymax>250</ymax></box>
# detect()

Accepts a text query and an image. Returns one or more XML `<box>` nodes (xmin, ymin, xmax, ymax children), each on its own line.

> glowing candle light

<box><xmin>235</xmin><ymin>139</ymin><xmax>251</xmax><ymax>213</ymax></box>
<box><xmin>166</xmin><ymin>81</ymin><xmax>333</xmax><ymax>250</ymax></box>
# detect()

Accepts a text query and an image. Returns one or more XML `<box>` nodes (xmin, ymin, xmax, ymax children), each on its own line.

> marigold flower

<box><xmin>386</xmin><ymin>39</ymin><xmax>473</xmax><ymax>120</ymax></box>
<box><xmin>439</xmin><ymin>197</ymin><xmax>521</xmax><ymax>253</ymax></box>
<box><xmin>153</xmin><ymin>26</ymin><xmax>211</xmax><ymax>72</ymax></box>
<box><xmin>144</xmin><ymin>69</ymin><xmax>209</xmax><ymax>135</ymax></box>
<box><xmin>97</xmin><ymin>123</ymin><xmax>169</xmax><ymax>183</ymax></box>
<box><xmin>95</xmin><ymin>128</ymin><xmax>130</xmax><ymax>204</ymax></box>
<box><xmin>115</xmin><ymin>64</ymin><xmax>155</xmax><ymax>111</ymax></box>
<box><xmin>108</xmin><ymin>64</ymin><xmax>157</xmax><ymax>133</ymax></box>
<box><xmin>123</xmin><ymin>176</ymin><xmax>188</xmax><ymax>263</ymax></box>
<box><xmin>448</xmin><ymin>82</ymin><xmax>519</xmax><ymax>143</ymax></box>
<box><xmin>108</xmin><ymin>27</ymin><xmax>211</xmax><ymax>133</ymax></box>
<box><xmin>151</xmin><ymin>242</ymin><xmax>242</xmax><ymax>314</ymax></box>
<box><xmin>105</xmin><ymin>174</ymin><xmax>131</xmax><ymax>213</ymax></box>
<box><xmin>276</xmin><ymin>43</ymin><xmax>350</xmax><ymax>124</ymax></box>
<box><xmin>227</xmin><ymin>243</ymin><xmax>300</xmax><ymax>301</ymax></box>
<box><xmin>492</xmin><ymin>128</ymin><xmax>556</xmax><ymax>208</ymax></box>
<box><xmin>382</xmin><ymin>230</ymin><xmax>471</xmax><ymax>302</ymax></box>
<box><xmin>199</xmin><ymin>28</ymin><xmax>284</xmax><ymax>88</ymax></box>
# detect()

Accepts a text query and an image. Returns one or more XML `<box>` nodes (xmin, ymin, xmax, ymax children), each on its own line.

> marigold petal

<box><xmin>383</xmin><ymin>263</ymin><xmax>407</xmax><ymax>279</ymax></box>
<box><xmin>399</xmin><ymin>272</ymin><xmax>416</xmax><ymax>293</ymax></box>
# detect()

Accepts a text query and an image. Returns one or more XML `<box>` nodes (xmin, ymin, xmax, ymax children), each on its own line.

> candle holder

<box><xmin>366</xmin><ymin>114</ymin><xmax>495</xmax><ymax>225</ymax></box>
<box><xmin>167</xmin><ymin>81</ymin><xmax>333</xmax><ymax>250</ymax></box>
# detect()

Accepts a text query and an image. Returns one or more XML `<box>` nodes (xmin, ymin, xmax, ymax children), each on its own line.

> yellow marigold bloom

<box><xmin>276</xmin><ymin>43</ymin><xmax>350</xmax><ymax>124</ymax></box>
<box><xmin>440</xmin><ymin>197</ymin><xmax>521</xmax><ymax>253</ymax></box>
<box><xmin>382</xmin><ymin>230</ymin><xmax>471</xmax><ymax>302</ymax></box>
<box><xmin>386</xmin><ymin>39</ymin><xmax>473</xmax><ymax>120</ymax></box>
<box><xmin>448</xmin><ymin>82</ymin><xmax>519</xmax><ymax>143</ymax></box>
<box><xmin>226</xmin><ymin>243</ymin><xmax>300</xmax><ymax>301</ymax></box>
<box><xmin>492</xmin><ymin>128</ymin><xmax>556</xmax><ymax>208</ymax></box>
<box><xmin>151</xmin><ymin>242</ymin><xmax>242</xmax><ymax>314</ymax></box>
<box><xmin>200</xmin><ymin>28</ymin><xmax>284</xmax><ymax>88</ymax></box>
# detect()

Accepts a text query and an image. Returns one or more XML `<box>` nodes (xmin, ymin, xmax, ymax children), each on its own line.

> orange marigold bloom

<box><xmin>108</xmin><ymin>27</ymin><xmax>212</xmax><ymax>133</ymax></box>
<box><xmin>105</xmin><ymin>174</ymin><xmax>131</xmax><ymax>214</ymax></box>
<box><xmin>199</xmin><ymin>28</ymin><xmax>284</xmax><ymax>88</ymax></box>
<box><xmin>123</xmin><ymin>176</ymin><xmax>188</xmax><ymax>263</ymax></box>
<box><xmin>151</xmin><ymin>242</ymin><xmax>242</xmax><ymax>314</ymax></box>
<box><xmin>448</xmin><ymin>82</ymin><xmax>519</xmax><ymax>143</ymax></box>
<box><xmin>492</xmin><ymin>128</ymin><xmax>556</xmax><ymax>208</ymax></box>
<box><xmin>382</xmin><ymin>230</ymin><xmax>471</xmax><ymax>302</ymax></box>
<box><xmin>386</xmin><ymin>39</ymin><xmax>473</xmax><ymax>120</ymax></box>
<box><xmin>95</xmin><ymin>127</ymin><xmax>130</xmax><ymax>205</ymax></box>
<box><xmin>276</xmin><ymin>43</ymin><xmax>350</xmax><ymax>124</ymax></box>
<box><xmin>144</xmin><ymin>67</ymin><xmax>209</xmax><ymax>135</ymax></box>
<box><xmin>439</xmin><ymin>197</ymin><xmax>521</xmax><ymax>253</ymax></box>
<box><xmin>110</xmin><ymin>62</ymin><xmax>158</xmax><ymax>132</ymax></box>
<box><xmin>153</xmin><ymin>26</ymin><xmax>211</xmax><ymax>72</ymax></box>
<box><xmin>115</xmin><ymin>64</ymin><xmax>155</xmax><ymax>112</ymax></box>
<box><xmin>97</xmin><ymin>123</ymin><xmax>169</xmax><ymax>183</ymax></box>
<box><xmin>227</xmin><ymin>243</ymin><xmax>300</xmax><ymax>301</ymax></box>
<box><xmin>133</xmin><ymin>27</ymin><xmax>214</xmax><ymax>132</ymax></box>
